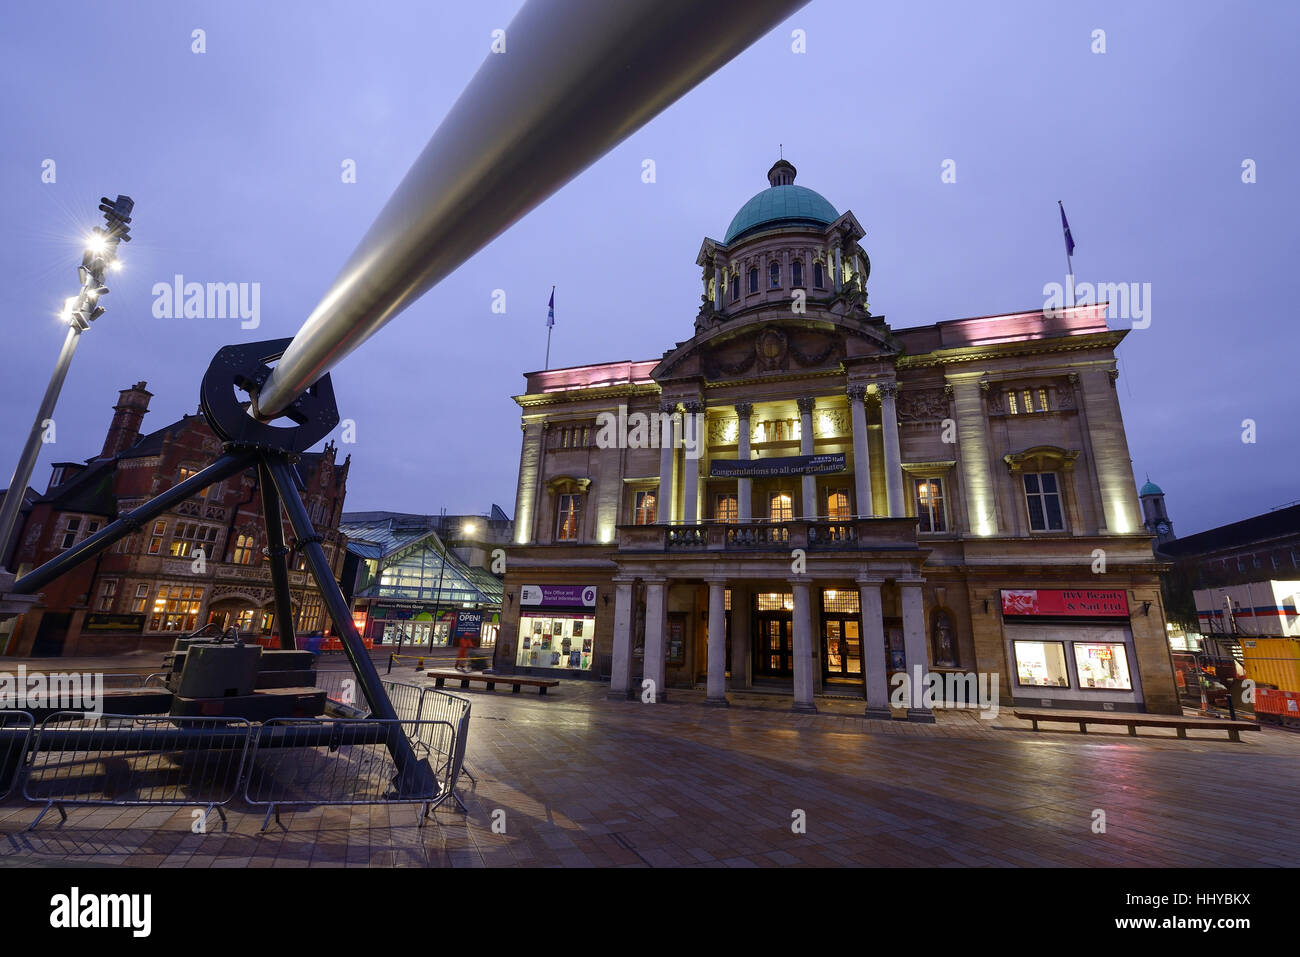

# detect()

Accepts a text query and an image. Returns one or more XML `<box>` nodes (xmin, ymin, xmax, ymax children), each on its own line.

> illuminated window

<box><xmin>1007</xmin><ymin>391</ymin><xmax>1019</xmax><ymax>415</ymax></box>
<box><xmin>633</xmin><ymin>490</ymin><xmax>657</xmax><ymax>525</ymax></box>
<box><xmin>1074</xmin><ymin>642</ymin><xmax>1132</xmax><ymax>690</ymax></box>
<box><xmin>1038</xmin><ymin>388</ymin><xmax>1049</xmax><ymax>412</ymax></box>
<box><xmin>147</xmin><ymin>520</ymin><xmax>167</xmax><ymax>555</ymax></box>
<box><xmin>178</xmin><ymin>467</ymin><xmax>198</xmax><ymax>483</ymax></box>
<box><xmin>233</xmin><ymin>533</ymin><xmax>257</xmax><ymax>565</ymax></box>
<box><xmin>813</xmin><ymin>262</ymin><xmax>825</xmax><ymax>288</ymax></box>
<box><xmin>96</xmin><ymin>579</ymin><xmax>117</xmax><ymax>612</ymax></box>
<box><xmin>748</xmin><ymin>268</ymin><xmax>759</xmax><ymax>294</ymax></box>
<box><xmin>913</xmin><ymin>478</ymin><xmax>947</xmax><ymax>533</ymax></box>
<box><xmin>826</xmin><ymin>489</ymin><xmax>851</xmax><ymax>520</ymax></box>
<box><xmin>769</xmin><ymin>262</ymin><xmax>781</xmax><ymax>288</ymax></box>
<box><xmin>1023</xmin><ymin>472</ymin><xmax>1065</xmax><ymax>531</ymax></box>
<box><xmin>792</xmin><ymin>261</ymin><xmax>803</xmax><ymax>287</ymax></box>
<box><xmin>1013</xmin><ymin>640</ymin><xmax>1070</xmax><ymax>687</ymax></box>
<box><xmin>768</xmin><ymin>493</ymin><xmax>793</xmax><ymax>522</ymax></box>
<box><xmin>515</xmin><ymin>614</ymin><xmax>596</xmax><ymax>670</ymax></box>
<box><xmin>715</xmin><ymin>493</ymin><xmax>738</xmax><ymax>523</ymax></box>
<box><xmin>1022</xmin><ymin>389</ymin><xmax>1034</xmax><ymax>413</ymax></box>
<box><xmin>756</xmin><ymin>592</ymin><xmax>794</xmax><ymax>612</ymax></box>
<box><xmin>169</xmin><ymin>522</ymin><xmax>219</xmax><ymax>558</ymax></box>
<box><xmin>131</xmin><ymin>584</ymin><xmax>149</xmax><ymax>614</ymax></box>
<box><xmin>149</xmin><ymin>585</ymin><xmax>203</xmax><ymax>632</ymax></box>
<box><xmin>556</xmin><ymin>494</ymin><xmax>583</xmax><ymax>541</ymax></box>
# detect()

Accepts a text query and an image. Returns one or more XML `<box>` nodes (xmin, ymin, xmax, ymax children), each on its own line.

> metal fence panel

<box><xmin>0</xmin><ymin>710</ymin><xmax>34</xmax><ymax>801</ymax></box>
<box><xmin>22</xmin><ymin>712</ymin><xmax>253</xmax><ymax>830</ymax></box>
<box><xmin>380</xmin><ymin>679</ymin><xmax>427</xmax><ymax>722</ymax></box>
<box><xmin>317</xmin><ymin>670</ymin><xmax>372</xmax><ymax>715</ymax></box>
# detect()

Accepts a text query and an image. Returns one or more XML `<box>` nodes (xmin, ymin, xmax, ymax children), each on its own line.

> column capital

<box><xmin>682</xmin><ymin>398</ymin><xmax>706</xmax><ymax>414</ymax></box>
<box><xmin>658</xmin><ymin>399</ymin><xmax>678</xmax><ymax>414</ymax></box>
<box><xmin>734</xmin><ymin>401</ymin><xmax>753</xmax><ymax>418</ymax></box>
<box><xmin>641</xmin><ymin>576</ymin><xmax>668</xmax><ymax>586</ymax></box>
<box><xmin>703</xmin><ymin>576</ymin><xmax>728</xmax><ymax>586</ymax></box>
<box><xmin>878</xmin><ymin>382</ymin><xmax>899</xmax><ymax>400</ymax></box>
<box><xmin>854</xmin><ymin>577</ymin><xmax>885</xmax><ymax>587</ymax></box>
<box><xmin>796</xmin><ymin>396</ymin><xmax>817</xmax><ymax>413</ymax></box>
<box><xmin>895</xmin><ymin>577</ymin><xmax>925</xmax><ymax>588</ymax></box>
<box><xmin>846</xmin><ymin>384</ymin><xmax>867</xmax><ymax>403</ymax></box>
<box><xmin>786</xmin><ymin>576</ymin><xmax>813</xmax><ymax>587</ymax></box>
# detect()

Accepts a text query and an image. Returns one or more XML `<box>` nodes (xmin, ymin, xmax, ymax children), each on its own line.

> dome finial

<box><xmin>767</xmin><ymin>157</ymin><xmax>796</xmax><ymax>186</ymax></box>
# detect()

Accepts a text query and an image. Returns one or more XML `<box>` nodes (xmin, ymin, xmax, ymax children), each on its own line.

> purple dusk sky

<box><xmin>1</xmin><ymin>0</ymin><xmax>1296</xmax><ymax>536</ymax></box>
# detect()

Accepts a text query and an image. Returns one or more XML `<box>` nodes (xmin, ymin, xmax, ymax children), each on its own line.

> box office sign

<box><xmin>1001</xmin><ymin>589</ymin><xmax>1130</xmax><ymax>618</ymax></box>
<box><xmin>519</xmin><ymin>585</ymin><xmax>597</xmax><ymax>608</ymax></box>
<box><xmin>709</xmin><ymin>453</ymin><xmax>846</xmax><ymax>479</ymax></box>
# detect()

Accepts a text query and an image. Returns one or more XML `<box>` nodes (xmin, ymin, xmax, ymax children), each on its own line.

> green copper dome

<box><xmin>1139</xmin><ymin>480</ymin><xmax>1163</xmax><ymax>496</ymax></box>
<box><xmin>723</xmin><ymin>160</ymin><xmax>838</xmax><ymax>244</ymax></box>
<box><xmin>724</xmin><ymin>185</ymin><xmax>839</xmax><ymax>244</ymax></box>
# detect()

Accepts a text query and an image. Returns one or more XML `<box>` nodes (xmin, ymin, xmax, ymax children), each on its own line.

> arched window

<box><xmin>769</xmin><ymin>262</ymin><xmax>781</xmax><ymax>288</ymax></box>
<box><xmin>792</xmin><ymin>260</ymin><xmax>803</xmax><ymax>287</ymax></box>
<box><xmin>731</xmin><ymin>274</ymin><xmax>740</xmax><ymax>301</ymax></box>
<box><xmin>748</xmin><ymin>268</ymin><xmax>759</xmax><ymax>294</ymax></box>
<box><xmin>813</xmin><ymin>262</ymin><xmax>825</xmax><ymax>288</ymax></box>
<box><xmin>931</xmin><ymin>609</ymin><xmax>958</xmax><ymax>668</ymax></box>
<box><xmin>233</xmin><ymin>534</ymin><xmax>257</xmax><ymax>565</ymax></box>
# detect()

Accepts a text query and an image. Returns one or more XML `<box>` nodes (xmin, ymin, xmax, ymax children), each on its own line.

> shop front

<box><xmin>1001</xmin><ymin>588</ymin><xmax>1145</xmax><ymax>711</ymax></box>
<box><xmin>514</xmin><ymin>584</ymin><xmax>600</xmax><ymax>675</ymax></box>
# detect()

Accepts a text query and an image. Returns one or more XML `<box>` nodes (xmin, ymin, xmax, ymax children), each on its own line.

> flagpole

<box><xmin>544</xmin><ymin>284</ymin><xmax>554</xmax><ymax>370</ymax></box>
<box><xmin>1059</xmin><ymin>200</ymin><xmax>1075</xmax><ymax>307</ymax></box>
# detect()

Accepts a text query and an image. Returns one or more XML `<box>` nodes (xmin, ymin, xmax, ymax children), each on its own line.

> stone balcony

<box><xmin>616</xmin><ymin>517</ymin><xmax>920</xmax><ymax>553</ymax></box>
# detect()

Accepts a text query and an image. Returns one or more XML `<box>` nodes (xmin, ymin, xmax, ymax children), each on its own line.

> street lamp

<box><xmin>0</xmin><ymin>195</ymin><xmax>134</xmax><ymax>602</ymax></box>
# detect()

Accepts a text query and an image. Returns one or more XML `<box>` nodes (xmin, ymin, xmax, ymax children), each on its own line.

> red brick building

<box><xmin>2</xmin><ymin>382</ymin><xmax>349</xmax><ymax>657</ymax></box>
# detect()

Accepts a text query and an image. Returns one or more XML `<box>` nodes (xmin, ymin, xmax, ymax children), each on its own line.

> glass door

<box><xmin>756</xmin><ymin>615</ymin><xmax>793</xmax><ymax>676</ymax></box>
<box><xmin>823</xmin><ymin>617</ymin><xmax>862</xmax><ymax>679</ymax></box>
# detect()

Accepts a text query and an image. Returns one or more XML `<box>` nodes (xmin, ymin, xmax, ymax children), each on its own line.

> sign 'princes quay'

<box><xmin>709</xmin><ymin>453</ymin><xmax>847</xmax><ymax>479</ymax></box>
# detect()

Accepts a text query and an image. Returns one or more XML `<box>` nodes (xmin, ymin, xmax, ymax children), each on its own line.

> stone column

<box><xmin>879</xmin><ymin>383</ymin><xmax>905</xmax><ymax>518</ymax></box>
<box><xmin>642</xmin><ymin>578</ymin><xmax>668</xmax><ymax>703</ymax></box>
<box><xmin>608</xmin><ymin>578</ymin><xmax>636</xmax><ymax>699</ymax></box>
<box><xmin>790</xmin><ymin>578</ymin><xmax>817</xmax><ymax>712</ymax></box>
<box><xmin>857</xmin><ymin>578</ymin><xmax>890</xmax><ymax>718</ymax></box>
<box><xmin>735</xmin><ymin>401</ymin><xmax>753</xmax><ymax>522</ymax></box>
<box><xmin>681</xmin><ymin>400</ymin><xmax>703</xmax><ymax>524</ymax></box>
<box><xmin>899</xmin><ymin>578</ymin><xmax>933</xmax><ymax>722</ymax></box>
<box><xmin>713</xmin><ymin>265</ymin><xmax>723</xmax><ymax>311</ymax></box>
<box><xmin>833</xmin><ymin>247</ymin><xmax>843</xmax><ymax>292</ymax></box>
<box><xmin>797</xmin><ymin>397</ymin><xmax>817</xmax><ymax>519</ymax></box>
<box><xmin>514</xmin><ymin>420</ymin><xmax>544</xmax><ymax>544</ymax></box>
<box><xmin>657</xmin><ymin>400</ymin><xmax>677</xmax><ymax>524</ymax></box>
<box><xmin>705</xmin><ymin>579</ymin><xmax>728</xmax><ymax>706</ymax></box>
<box><xmin>729</xmin><ymin>584</ymin><xmax>751</xmax><ymax>690</ymax></box>
<box><xmin>847</xmin><ymin>385</ymin><xmax>874</xmax><ymax>517</ymax></box>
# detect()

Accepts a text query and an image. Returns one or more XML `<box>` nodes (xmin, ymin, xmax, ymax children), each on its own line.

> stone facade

<box><xmin>497</xmin><ymin>160</ymin><xmax>1180</xmax><ymax>716</ymax></box>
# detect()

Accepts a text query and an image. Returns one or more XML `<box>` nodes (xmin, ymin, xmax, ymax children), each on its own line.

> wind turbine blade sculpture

<box><xmin>252</xmin><ymin>0</ymin><xmax>808</xmax><ymax>419</ymax></box>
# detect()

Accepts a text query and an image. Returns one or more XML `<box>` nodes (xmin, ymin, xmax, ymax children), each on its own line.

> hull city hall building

<box><xmin>495</xmin><ymin>159</ymin><xmax>1179</xmax><ymax>718</ymax></box>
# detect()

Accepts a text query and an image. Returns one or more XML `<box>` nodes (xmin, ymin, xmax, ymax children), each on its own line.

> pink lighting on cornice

<box><xmin>530</xmin><ymin>359</ymin><xmax>659</xmax><ymax>393</ymax></box>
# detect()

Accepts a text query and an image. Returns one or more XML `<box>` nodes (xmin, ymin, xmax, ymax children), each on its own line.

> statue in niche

<box><xmin>931</xmin><ymin>609</ymin><xmax>957</xmax><ymax>668</ymax></box>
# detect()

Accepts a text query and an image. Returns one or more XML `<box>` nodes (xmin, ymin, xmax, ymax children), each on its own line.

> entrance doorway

<box><xmin>754</xmin><ymin>592</ymin><xmax>794</xmax><ymax>678</ymax></box>
<box><xmin>31</xmin><ymin>612</ymin><xmax>70</xmax><ymax>657</ymax></box>
<box><xmin>820</xmin><ymin>589</ymin><xmax>863</xmax><ymax>683</ymax></box>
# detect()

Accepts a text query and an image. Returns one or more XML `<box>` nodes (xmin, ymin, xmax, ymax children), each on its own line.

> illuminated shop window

<box><xmin>516</xmin><ymin>614</ymin><xmax>595</xmax><ymax>670</ymax></box>
<box><xmin>1073</xmin><ymin>642</ymin><xmax>1132</xmax><ymax>690</ymax></box>
<box><xmin>1013</xmin><ymin>640</ymin><xmax>1070</xmax><ymax>687</ymax></box>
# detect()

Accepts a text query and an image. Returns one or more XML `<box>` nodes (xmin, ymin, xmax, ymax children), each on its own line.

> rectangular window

<box><xmin>232</xmin><ymin>534</ymin><xmax>257</xmax><ymax>565</ymax></box>
<box><xmin>1007</xmin><ymin>391</ymin><xmax>1018</xmax><ymax>415</ymax></box>
<box><xmin>914</xmin><ymin>478</ymin><xmax>947</xmax><ymax>533</ymax></box>
<box><xmin>826</xmin><ymin>489</ymin><xmax>851</xmax><ymax>520</ymax></box>
<box><xmin>85</xmin><ymin>520</ymin><xmax>100</xmax><ymax>538</ymax></box>
<box><xmin>96</xmin><ymin>579</ymin><xmax>117</xmax><ymax>612</ymax></box>
<box><xmin>178</xmin><ymin>467</ymin><xmax>198</xmax><ymax>484</ymax></box>
<box><xmin>633</xmin><ymin>490</ymin><xmax>657</xmax><ymax>525</ymax></box>
<box><xmin>131</xmin><ymin>584</ymin><xmax>149</xmax><ymax>614</ymax></box>
<box><xmin>60</xmin><ymin>517</ymin><xmax>82</xmax><ymax>550</ymax></box>
<box><xmin>715</xmin><ymin>493</ymin><xmax>738</xmax><ymax>523</ymax></box>
<box><xmin>556</xmin><ymin>494</ymin><xmax>582</xmax><ymax>541</ymax></box>
<box><xmin>149</xmin><ymin>585</ymin><xmax>203</xmax><ymax>632</ymax></box>
<box><xmin>1013</xmin><ymin>640</ymin><xmax>1070</xmax><ymax>687</ymax></box>
<box><xmin>1073</xmin><ymin>642</ymin><xmax>1132</xmax><ymax>690</ymax></box>
<box><xmin>821</xmin><ymin>589</ymin><xmax>860</xmax><ymax>615</ymax></box>
<box><xmin>147</xmin><ymin>520</ymin><xmax>167</xmax><ymax>555</ymax></box>
<box><xmin>516</xmin><ymin>614</ymin><xmax>597</xmax><ymax>670</ymax></box>
<box><xmin>1038</xmin><ymin>388</ymin><xmax>1049</xmax><ymax>412</ymax></box>
<box><xmin>755</xmin><ymin>592</ymin><xmax>794</xmax><ymax>612</ymax></box>
<box><xmin>1023</xmin><ymin>472</ymin><xmax>1065</xmax><ymax>531</ymax></box>
<box><xmin>1022</xmin><ymin>389</ymin><xmax>1034</xmax><ymax>413</ymax></box>
<box><xmin>731</xmin><ymin>275</ymin><xmax>740</xmax><ymax>301</ymax></box>
<box><xmin>169</xmin><ymin>522</ymin><xmax>220</xmax><ymax>558</ymax></box>
<box><xmin>768</xmin><ymin>493</ymin><xmax>793</xmax><ymax>522</ymax></box>
<box><xmin>748</xmin><ymin>268</ymin><xmax>758</xmax><ymax>294</ymax></box>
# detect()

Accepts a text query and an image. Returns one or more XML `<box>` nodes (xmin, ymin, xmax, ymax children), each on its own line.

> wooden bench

<box><xmin>1012</xmin><ymin>708</ymin><xmax>1260</xmax><ymax>742</ymax></box>
<box><xmin>426</xmin><ymin>670</ymin><xmax>559</xmax><ymax>695</ymax></box>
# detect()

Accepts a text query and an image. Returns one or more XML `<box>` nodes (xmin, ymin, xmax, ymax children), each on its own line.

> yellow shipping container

<box><xmin>1241</xmin><ymin>637</ymin><xmax>1300</xmax><ymax>693</ymax></box>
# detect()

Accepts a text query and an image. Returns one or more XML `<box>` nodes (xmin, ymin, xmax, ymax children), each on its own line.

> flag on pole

<box><xmin>1058</xmin><ymin>201</ymin><xmax>1075</xmax><ymax>258</ymax></box>
<box><xmin>547</xmin><ymin>287</ymin><xmax>555</xmax><ymax>328</ymax></box>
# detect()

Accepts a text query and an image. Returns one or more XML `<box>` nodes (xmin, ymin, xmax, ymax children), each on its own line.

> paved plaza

<box><xmin>1</xmin><ymin>664</ymin><xmax>1297</xmax><ymax>868</ymax></box>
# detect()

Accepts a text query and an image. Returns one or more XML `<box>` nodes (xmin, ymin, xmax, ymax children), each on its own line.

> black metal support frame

<box><xmin>7</xmin><ymin>338</ymin><xmax>437</xmax><ymax>795</ymax></box>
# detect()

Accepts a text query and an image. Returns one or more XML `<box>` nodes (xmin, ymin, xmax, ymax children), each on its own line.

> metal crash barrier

<box><xmin>382</xmin><ymin>680</ymin><xmax>476</xmax><ymax>809</ymax></box>
<box><xmin>22</xmin><ymin>712</ymin><xmax>254</xmax><ymax>832</ymax></box>
<box><xmin>243</xmin><ymin>718</ymin><xmax>460</xmax><ymax>831</ymax></box>
<box><xmin>0</xmin><ymin>710</ymin><xmax>34</xmax><ymax>800</ymax></box>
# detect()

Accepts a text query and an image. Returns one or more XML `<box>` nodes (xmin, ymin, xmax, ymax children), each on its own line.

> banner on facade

<box><xmin>709</xmin><ymin>453</ymin><xmax>846</xmax><ymax>478</ymax></box>
<box><xmin>84</xmin><ymin>613</ymin><xmax>146</xmax><ymax>633</ymax></box>
<box><xmin>519</xmin><ymin>584</ymin><xmax>597</xmax><ymax>608</ymax></box>
<box><xmin>1000</xmin><ymin>589</ymin><xmax>1129</xmax><ymax>618</ymax></box>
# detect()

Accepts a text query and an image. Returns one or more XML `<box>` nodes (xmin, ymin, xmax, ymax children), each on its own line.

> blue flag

<box><xmin>547</xmin><ymin>287</ymin><xmax>555</xmax><ymax>328</ymax></box>
<box><xmin>1058</xmin><ymin>201</ymin><xmax>1075</xmax><ymax>258</ymax></box>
